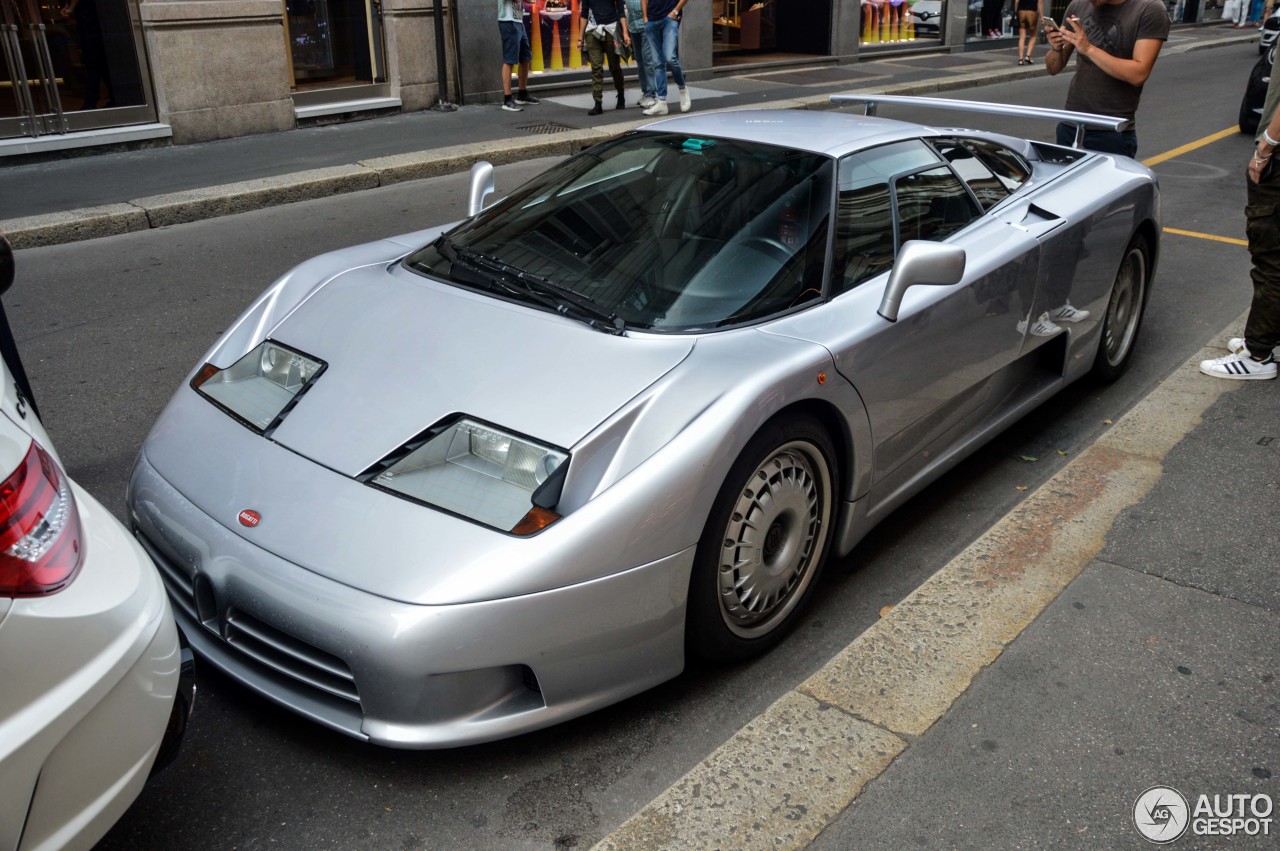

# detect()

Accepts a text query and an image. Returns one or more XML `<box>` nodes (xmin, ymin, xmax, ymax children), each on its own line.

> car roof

<box><xmin>636</xmin><ymin>108</ymin><xmax>938</xmax><ymax>158</ymax></box>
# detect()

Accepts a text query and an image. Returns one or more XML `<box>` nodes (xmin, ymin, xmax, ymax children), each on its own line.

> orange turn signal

<box><xmin>191</xmin><ymin>362</ymin><xmax>220</xmax><ymax>389</ymax></box>
<box><xmin>511</xmin><ymin>506</ymin><xmax>561</xmax><ymax>536</ymax></box>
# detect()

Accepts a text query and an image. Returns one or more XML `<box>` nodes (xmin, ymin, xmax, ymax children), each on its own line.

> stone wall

<box><xmin>139</xmin><ymin>0</ymin><xmax>294</xmax><ymax>144</ymax></box>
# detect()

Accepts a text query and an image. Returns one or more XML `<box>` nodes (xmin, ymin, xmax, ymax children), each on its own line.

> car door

<box><xmin>770</xmin><ymin>139</ymin><xmax>1043</xmax><ymax>502</ymax></box>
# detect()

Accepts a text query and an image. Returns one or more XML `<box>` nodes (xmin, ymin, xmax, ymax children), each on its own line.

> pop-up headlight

<box><xmin>371</xmin><ymin>418</ymin><xmax>568</xmax><ymax>534</ymax></box>
<box><xmin>192</xmin><ymin>341</ymin><xmax>325</xmax><ymax>432</ymax></box>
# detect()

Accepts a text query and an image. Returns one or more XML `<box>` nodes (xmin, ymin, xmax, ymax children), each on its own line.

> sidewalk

<box><xmin>0</xmin><ymin>22</ymin><xmax>1258</xmax><ymax>248</ymax></box>
<box><xmin>809</xmin><ymin>321</ymin><xmax>1280</xmax><ymax>849</ymax></box>
<box><xmin>594</xmin><ymin>319</ymin><xmax>1280</xmax><ymax>850</ymax></box>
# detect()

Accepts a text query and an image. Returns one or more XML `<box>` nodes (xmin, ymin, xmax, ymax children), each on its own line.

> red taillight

<box><xmin>0</xmin><ymin>442</ymin><xmax>83</xmax><ymax>597</ymax></box>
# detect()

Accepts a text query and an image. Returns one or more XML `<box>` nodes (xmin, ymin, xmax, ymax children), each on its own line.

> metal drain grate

<box><xmin>517</xmin><ymin>121</ymin><xmax>578</xmax><ymax>134</ymax></box>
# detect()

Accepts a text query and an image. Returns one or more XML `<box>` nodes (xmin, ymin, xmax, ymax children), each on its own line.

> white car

<box><xmin>0</xmin><ymin>236</ymin><xmax>193</xmax><ymax>851</ymax></box>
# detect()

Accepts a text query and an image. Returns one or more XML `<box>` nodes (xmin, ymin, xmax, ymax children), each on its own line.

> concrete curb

<box><xmin>2</xmin><ymin>30</ymin><xmax>1252</xmax><ymax>250</ymax></box>
<box><xmin>593</xmin><ymin>315</ymin><xmax>1250</xmax><ymax>851</ymax></box>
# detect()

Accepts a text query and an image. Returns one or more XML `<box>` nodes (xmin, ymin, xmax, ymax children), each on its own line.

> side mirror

<box><xmin>0</xmin><ymin>234</ymin><xmax>13</xmax><ymax>297</ymax></box>
<box><xmin>877</xmin><ymin>240</ymin><xmax>966</xmax><ymax>322</ymax></box>
<box><xmin>468</xmin><ymin>161</ymin><xmax>495</xmax><ymax>217</ymax></box>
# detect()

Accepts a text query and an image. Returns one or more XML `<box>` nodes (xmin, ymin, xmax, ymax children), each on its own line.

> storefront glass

<box><xmin>859</xmin><ymin>0</ymin><xmax>947</xmax><ymax>46</ymax></box>
<box><xmin>283</xmin><ymin>0</ymin><xmax>386</xmax><ymax>91</ymax></box>
<box><xmin>712</xmin><ymin>0</ymin><xmax>832</xmax><ymax>65</ymax></box>
<box><xmin>966</xmin><ymin>0</ymin><xmax>1012</xmax><ymax>39</ymax></box>
<box><xmin>1</xmin><ymin>0</ymin><xmax>147</xmax><ymax>136</ymax></box>
<box><xmin>713</xmin><ymin>0</ymin><xmax>779</xmax><ymax>54</ymax></box>
<box><xmin>526</xmin><ymin>0</ymin><xmax>584</xmax><ymax>74</ymax></box>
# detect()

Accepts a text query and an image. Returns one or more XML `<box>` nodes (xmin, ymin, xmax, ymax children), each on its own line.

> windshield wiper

<box><xmin>436</xmin><ymin>235</ymin><xmax>625</xmax><ymax>335</ymax></box>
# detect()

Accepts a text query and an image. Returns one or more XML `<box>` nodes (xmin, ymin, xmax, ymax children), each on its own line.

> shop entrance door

<box><xmin>283</xmin><ymin>0</ymin><xmax>387</xmax><ymax>98</ymax></box>
<box><xmin>1</xmin><ymin>0</ymin><xmax>152</xmax><ymax>139</ymax></box>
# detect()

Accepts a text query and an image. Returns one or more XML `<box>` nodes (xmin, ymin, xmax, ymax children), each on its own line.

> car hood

<box><xmin>263</xmin><ymin>262</ymin><xmax>694</xmax><ymax>476</ymax></box>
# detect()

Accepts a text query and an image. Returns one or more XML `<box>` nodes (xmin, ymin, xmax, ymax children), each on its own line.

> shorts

<box><xmin>499</xmin><ymin>20</ymin><xmax>532</xmax><ymax>66</ymax></box>
<box><xmin>1018</xmin><ymin>9</ymin><xmax>1039</xmax><ymax>29</ymax></box>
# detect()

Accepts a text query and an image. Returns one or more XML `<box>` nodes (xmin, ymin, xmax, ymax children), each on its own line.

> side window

<box><xmin>894</xmin><ymin>167</ymin><xmax>979</xmax><ymax>247</ymax></box>
<box><xmin>834</xmin><ymin>177</ymin><xmax>894</xmax><ymax>292</ymax></box>
<box><xmin>834</xmin><ymin>140</ymin><xmax>939</xmax><ymax>293</ymax></box>
<box><xmin>963</xmin><ymin>138</ymin><xmax>1032</xmax><ymax>192</ymax></box>
<box><xmin>933</xmin><ymin>138</ymin><xmax>1008</xmax><ymax>211</ymax></box>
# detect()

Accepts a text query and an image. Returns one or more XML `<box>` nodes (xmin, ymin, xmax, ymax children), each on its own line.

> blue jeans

<box><xmin>646</xmin><ymin>16</ymin><xmax>685</xmax><ymax>100</ymax></box>
<box><xmin>634</xmin><ymin>26</ymin><xmax>656</xmax><ymax>98</ymax></box>
<box><xmin>1055</xmin><ymin>122</ymin><xmax>1138</xmax><ymax>159</ymax></box>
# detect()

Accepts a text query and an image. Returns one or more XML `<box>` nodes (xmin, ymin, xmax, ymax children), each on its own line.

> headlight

<box><xmin>192</xmin><ymin>341</ymin><xmax>325</xmax><ymax>432</ymax></box>
<box><xmin>370</xmin><ymin>418</ymin><xmax>568</xmax><ymax>535</ymax></box>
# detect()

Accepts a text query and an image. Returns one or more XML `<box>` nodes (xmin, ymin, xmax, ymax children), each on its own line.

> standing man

<box><xmin>1044</xmin><ymin>0</ymin><xmax>1168</xmax><ymax>157</ymax></box>
<box><xmin>625</xmin><ymin>0</ymin><xmax>657</xmax><ymax>110</ymax></box>
<box><xmin>579</xmin><ymin>0</ymin><xmax>631</xmax><ymax>115</ymax></box>
<box><xmin>640</xmin><ymin>0</ymin><xmax>690</xmax><ymax>116</ymax></box>
<box><xmin>1199</xmin><ymin>73</ymin><xmax>1280</xmax><ymax>379</ymax></box>
<box><xmin>498</xmin><ymin>0</ymin><xmax>540</xmax><ymax>112</ymax></box>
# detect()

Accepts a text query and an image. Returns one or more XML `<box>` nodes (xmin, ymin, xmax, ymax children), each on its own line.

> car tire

<box><xmin>685</xmin><ymin>414</ymin><xmax>838</xmax><ymax>664</ymax></box>
<box><xmin>1090</xmin><ymin>233</ymin><xmax>1150</xmax><ymax>383</ymax></box>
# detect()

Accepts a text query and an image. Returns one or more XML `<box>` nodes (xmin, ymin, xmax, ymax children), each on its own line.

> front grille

<box><xmin>140</xmin><ymin>532</ymin><xmax>198</xmax><ymax>623</ymax></box>
<box><xmin>136</xmin><ymin>529</ymin><xmax>361</xmax><ymax>708</ymax></box>
<box><xmin>225</xmin><ymin>608</ymin><xmax>360</xmax><ymax>704</ymax></box>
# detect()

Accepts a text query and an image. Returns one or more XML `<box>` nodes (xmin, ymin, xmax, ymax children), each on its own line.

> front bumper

<box><xmin>130</xmin><ymin>452</ymin><xmax>691</xmax><ymax>748</ymax></box>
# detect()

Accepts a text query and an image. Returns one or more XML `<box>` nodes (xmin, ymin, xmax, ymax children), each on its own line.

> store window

<box><xmin>523</xmin><ymin>0</ymin><xmax>581</xmax><ymax>73</ymax></box>
<box><xmin>966</xmin><ymin>0</ymin><xmax>1012</xmax><ymax>39</ymax></box>
<box><xmin>2</xmin><ymin>0</ymin><xmax>150</xmax><ymax>138</ymax></box>
<box><xmin>714</xmin><ymin>0</ymin><xmax>778</xmax><ymax>54</ymax></box>
<box><xmin>713</xmin><ymin>0</ymin><xmax>831</xmax><ymax>65</ymax></box>
<box><xmin>284</xmin><ymin>0</ymin><xmax>386</xmax><ymax>91</ymax></box>
<box><xmin>859</xmin><ymin>0</ymin><xmax>946</xmax><ymax>46</ymax></box>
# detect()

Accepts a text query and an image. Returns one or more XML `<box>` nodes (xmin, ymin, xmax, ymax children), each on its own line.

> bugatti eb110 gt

<box><xmin>128</xmin><ymin>95</ymin><xmax>1158</xmax><ymax>748</ymax></box>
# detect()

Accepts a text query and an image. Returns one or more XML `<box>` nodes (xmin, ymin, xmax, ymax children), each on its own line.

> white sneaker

<box><xmin>638</xmin><ymin>96</ymin><xmax>656</xmax><ymax>108</ymax></box>
<box><xmin>1199</xmin><ymin>349</ymin><xmax>1277</xmax><ymax>380</ymax></box>
<box><xmin>1017</xmin><ymin>312</ymin><xmax>1062</xmax><ymax>337</ymax></box>
<box><xmin>1228</xmin><ymin>336</ymin><xmax>1246</xmax><ymax>354</ymax></box>
<box><xmin>678</xmin><ymin>87</ymin><xmax>692</xmax><ymax>112</ymax></box>
<box><xmin>642</xmin><ymin>101</ymin><xmax>668</xmax><ymax>116</ymax></box>
<box><xmin>1047</xmin><ymin>304</ymin><xmax>1089</xmax><ymax>322</ymax></box>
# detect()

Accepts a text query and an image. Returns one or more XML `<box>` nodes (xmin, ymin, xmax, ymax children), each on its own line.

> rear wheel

<box><xmin>1091</xmin><ymin>233</ymin><xmax>1150</xmax><ymax>383</ymax></box>
<box><xmin>686</xmin><ymin>415</ymin><xmax>837</xmax><ymax>663</ymax></box>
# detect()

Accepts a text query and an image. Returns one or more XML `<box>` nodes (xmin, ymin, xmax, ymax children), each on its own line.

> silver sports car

<box><xmin>129</xmin><ymin>96</ymin><xmax>1159</xmax><ymax>748</ymax></box>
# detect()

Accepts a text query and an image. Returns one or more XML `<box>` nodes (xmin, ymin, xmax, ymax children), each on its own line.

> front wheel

<box><xmin>1091</xmin><ymin>233</ymin><xmax>1150</xmax><ymax>383</ymax></box>
<box><xmin>685</xmin><ymin>415</ymin><xmax>838</xmax><ymax>663</ymax></box>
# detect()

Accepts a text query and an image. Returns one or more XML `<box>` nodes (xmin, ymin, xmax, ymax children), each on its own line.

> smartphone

<box><xmin>1043</xmin><ymin>17</ymin><xmax>1058</xmax><ymax>30</ymax></box>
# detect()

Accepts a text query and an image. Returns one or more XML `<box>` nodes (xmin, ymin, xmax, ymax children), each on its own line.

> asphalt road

<box><xmin>4</xmin><ymin>43</ymin><xmax>1263</xmax><ymax>850</ymax></box>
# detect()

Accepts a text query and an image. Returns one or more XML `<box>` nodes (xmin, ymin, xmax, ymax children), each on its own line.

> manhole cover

<box><xmin>517</xmin><ymin>122</ymin><xmax>578</xmax><ymax>134</ymax></box>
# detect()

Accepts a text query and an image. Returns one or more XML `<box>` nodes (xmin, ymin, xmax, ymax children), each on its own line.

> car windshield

<box><xmin>406</xmin><ymin>132</ymin><xmax>834</xmax><ymax>333</ymax></box>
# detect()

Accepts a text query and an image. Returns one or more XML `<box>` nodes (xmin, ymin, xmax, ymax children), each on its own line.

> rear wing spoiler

<box><xmin>829</xmin><ymin>94</ymin><xmax>1131</xmax><ymax>150</ymax></box>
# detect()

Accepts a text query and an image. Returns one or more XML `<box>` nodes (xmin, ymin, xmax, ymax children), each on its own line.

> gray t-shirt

<box><xmin>498</xmin><ymin>0</ymin><xmax>521</xmax><ymax>22</ymax></box>
<box><xmin>1259</xmin><ymin>59</ymin><xmax>1280</xmax><ymax>144</ymax></box>
<box><xmin>1062</xmin><ymin>0</ymin><xmax>1169</xmax><ymax>124</ymax></box>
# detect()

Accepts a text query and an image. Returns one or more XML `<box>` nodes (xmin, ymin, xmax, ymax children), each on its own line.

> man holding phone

<box><xmin>1043</xmin><ymin>0</ymin><xmax>1169</xmax><ymax>157</ymax></box>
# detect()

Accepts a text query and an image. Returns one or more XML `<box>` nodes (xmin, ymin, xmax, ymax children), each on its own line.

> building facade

<box><xmin>1</xmin><ymin>0</ymin><xmax>1046</xmax><ymax>154</ymax></box>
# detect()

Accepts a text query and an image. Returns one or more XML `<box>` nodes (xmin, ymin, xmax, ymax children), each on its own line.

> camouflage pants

<box><xmin>586</xmin><ymin>31</ymin><xmax>624</xmax><ymax>104</ymax></box>
<box><xmin>1245</xmin><ymin>168</ymin><xmax>1280</xmax><ymax>359</ymax></box>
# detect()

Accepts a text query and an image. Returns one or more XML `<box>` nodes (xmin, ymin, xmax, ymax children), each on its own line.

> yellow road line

<box><xmin>1142</xmin><ymin>126</ymin><xmax>1240</xmax><ymax>167</ymax></box>
<box><xmin>1163</xmin><ymin>226</ymin><xmax>1248</xmax><ymax>246</ymax></box>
